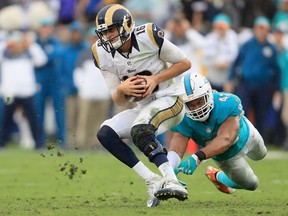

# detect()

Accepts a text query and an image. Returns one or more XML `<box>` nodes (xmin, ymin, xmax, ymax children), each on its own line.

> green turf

<box><xmin>0</xmin><ymin>147</ymin><xmax>288</xmax><ymax>216</ymax></box>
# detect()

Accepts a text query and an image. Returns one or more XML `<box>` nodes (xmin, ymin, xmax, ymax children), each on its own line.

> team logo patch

<box><xmin>158</xmin><ymin>30</ymin><xmax>164</xmax><ymax>38</ymax></box>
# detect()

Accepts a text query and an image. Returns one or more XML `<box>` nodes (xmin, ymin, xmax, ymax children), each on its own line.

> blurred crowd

<box><xmin>0</xmin><ymin>0</ymin><xmax>287</xmax><ymax>150</ymax></box>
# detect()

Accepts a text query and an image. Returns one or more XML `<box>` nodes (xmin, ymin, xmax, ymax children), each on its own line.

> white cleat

<box><xmin>145</xmin><ymin>175</ymin><xmax>162</xmax><ymax>207</ymax></box>
<box><xmin>154</xmin><ymin>178</ymin><xmax>188</xmax><ymax>201</ymax></box>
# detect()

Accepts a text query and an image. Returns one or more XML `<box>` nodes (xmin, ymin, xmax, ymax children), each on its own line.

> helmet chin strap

<box><xmin>111</xmin><ymin>39</ymin><xmax>122</xmax><ymax>49</ymax></box>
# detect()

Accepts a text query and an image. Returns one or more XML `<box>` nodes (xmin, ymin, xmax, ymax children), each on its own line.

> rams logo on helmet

<box><xmin>95</xmin><ymin>4</ymin><xmax>135</xmax><ymax>52</ymax></box>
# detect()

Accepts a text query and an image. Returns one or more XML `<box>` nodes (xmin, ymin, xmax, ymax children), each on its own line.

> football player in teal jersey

<box><xmin>167</xmin><ymin>73</ymin><xmax>267</xmax><ymax>194</ymax></box>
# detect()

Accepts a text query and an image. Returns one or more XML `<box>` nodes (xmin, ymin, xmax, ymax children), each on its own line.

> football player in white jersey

<box><xmin>92</xmin><ymin>4</ymin><xmax>191</xmax><ymax>207</ymax></box>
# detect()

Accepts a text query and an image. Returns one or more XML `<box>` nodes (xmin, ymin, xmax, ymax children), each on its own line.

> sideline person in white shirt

<box><xmin>0</xmin><ymin>31</ymin><xmax>47</xmax><ymax>149</ymax></box>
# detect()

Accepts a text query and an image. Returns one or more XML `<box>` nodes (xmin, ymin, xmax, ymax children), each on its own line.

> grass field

<box><xmin>0</xmin><ymin>146</ymin><xmax>288</xmax><ymax>216</ymax></box>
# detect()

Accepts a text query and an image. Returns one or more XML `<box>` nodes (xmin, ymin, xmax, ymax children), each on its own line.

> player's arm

<box><xmin>141</xmin><ymin>24</ymin><xmax>191</xmax><ymax>98</ymax></box>
<box><xmin>201</xmin><ymin>116</ymin><xmax>240</xmax><ymax>159</ymax></box>
<box><xmin>176</xmin><ymin>116</ymin><xmax>240</xmax><ymax>175</ymax></box>
<box><xmin>169</xmin><ymin>132</ymin><xmax>189</xmax><ymax>159</ymax></box>
<box><xmin>157</xmin><ymin>39</ymin><xmax>191</xmax><ymax>82</ymax></box>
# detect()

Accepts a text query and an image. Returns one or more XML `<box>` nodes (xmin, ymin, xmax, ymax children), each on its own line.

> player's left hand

<box><xmin>175</xmin><ymin>154</ymin><xmax>200</xmax><ymax>175</ymax></box>
<box><xmin>138</xmin><ymin>75</ymin><xmax>159</xmax><ymax>98</ymax></box>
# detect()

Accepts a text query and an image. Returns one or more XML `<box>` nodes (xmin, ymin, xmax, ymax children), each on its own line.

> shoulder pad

<box><xmin>91</xmin><ymin>42</ymin><xmax>100</xmax><ymax>69</ymax></box>
<box><xmin>134</xmin><ymin>23</ymin><xmax>164</xmax><ymax>49</ymax></box>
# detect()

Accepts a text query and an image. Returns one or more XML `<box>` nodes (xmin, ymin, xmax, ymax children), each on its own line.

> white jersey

<box><xmin>91</xmin><ymin>23</ymin><xmax>187</xmax><ymax>138</ymax></box>
<box><xmin>91</xmin><ymin>23</ymin><xmax>186</xmax><ymax>104</ymax></box>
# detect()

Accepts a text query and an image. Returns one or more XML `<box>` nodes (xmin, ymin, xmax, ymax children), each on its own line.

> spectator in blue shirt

<box><xmin>34</xmin><ymin>18</ymin><xmax>66</xmax><ymax>148</ymax></box>
<box><xmin>224</xmin><ymin>16</ymin><xmax>282</xmax><ymax>142</ymax></box>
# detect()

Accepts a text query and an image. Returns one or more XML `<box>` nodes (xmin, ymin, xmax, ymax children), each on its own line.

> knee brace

<box><xmin>131</xmin><ymin>124</ymin><xmax>167</xmax><ymax>162</ymax></box>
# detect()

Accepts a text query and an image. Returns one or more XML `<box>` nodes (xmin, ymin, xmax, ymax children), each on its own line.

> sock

<box><xmin>216</xmin><ymin>171</ymin><xmax>242</xmax><ymax>189</ymax></box>
<box><xmin>152</xmin><ymin>153</ymin><xmax>168</xmax><ymax>167</ymax></box>
<box><xmin>158</xmin><ymin>162</ymin><xmax>178</xmax><ymax>181</ymax></box>
<box><xmin>97</xmin><ymin>125</ymin><xmax>139</xmax><ymax>168</ymax></box>
<box><xmin>167</xmin><ymin>151</ymin><xmax>181</xmax><ymax>168</ymax></box>
<box><xmin>132</xmin><ymin>161</ymin><xmax>157</xmax><ymax>181</ymax></box>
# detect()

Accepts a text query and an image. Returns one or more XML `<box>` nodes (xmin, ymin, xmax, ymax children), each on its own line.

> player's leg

<box><xmin>52</xmin><ymin>86</ymin><xmax>66</xmax><ymax>147</ymax></box>
<box><xmin>0</xmin><ymin>99</ymin><xmax>17</xmax><ymax>147</ymax></box>
<box><xmin>21</xmin><ymin>97</ymin><xmax>43</xmax><ymax>149</ymax></box>
<box><xmin>245</xmin><ymin>120</ymin><xmax>267</xmax><ymax>161</ymax></box>
<box><xmin>167</xmin><ymin>135</ymin><xmax>189</xmax><ymax>188</ymax></box>
<box><xmin>97</xmin><ymin>107</ymin><xmax>162</xmax><ymax>207</ymax></box>
<box><xmin>206</xmin><ymin>119</ymin><xmax>267</xmax><ymax>193</ymax></box>
<box><xmin>34</xmin><ymin>87</ymin><xmax>46</xmax><ymax>145</ymax></box>
<box><xmin>214</xmin><ymin>152</ymin><xmax>260</xmax><ymax>191</ymax></box>
<box><xmin>131</xmin><ymin>96</ymin><xmax>188</xmax><ymax>201</ymax></box>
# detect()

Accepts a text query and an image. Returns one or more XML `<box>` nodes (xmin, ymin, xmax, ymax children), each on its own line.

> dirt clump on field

<box><xmin>39</xmin><ymin>142</ymin><xmax>87</xmax><ymax>180</ymax></box>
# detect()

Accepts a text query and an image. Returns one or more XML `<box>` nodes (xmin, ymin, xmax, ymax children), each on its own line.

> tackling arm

<box><xmin>176</xmin><ymin>116</ymin><xmax>240</xmax><ymax>175</ymax></box>
<box><xmin>201</xmin><ymin>116</ymin><xmax>240</xmax><ymax>159</ymax></box>
<box><xmin>169</xmin><ymin>132</ymin><xmax>189</xmax><ymax>159</ymax></box>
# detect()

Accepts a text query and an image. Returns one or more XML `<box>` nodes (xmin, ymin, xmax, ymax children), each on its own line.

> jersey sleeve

<box><xmin>101</xmin><ymin>70</ymin><xmax>121</xmax><ymax>95</ymax></box>
<box><xmin>170</xmin><ymin>117</ymin><xmax>191</xmax><ymax>138</ymax></box>
<box><xmin>159</xmin><ymin>38</ymin><xmax>186</xmax><ymax>63</ymax></box>
<box><xmin>216</xmin><ymin>93</ymin><xmax>244</xmax><ymax>123</ymax></box>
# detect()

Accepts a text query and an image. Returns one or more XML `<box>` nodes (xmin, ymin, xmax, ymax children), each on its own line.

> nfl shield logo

<box><xmin>206</xmin><ymin>127</ymin><xmax>211</xmax><ymax>133</ymax></box>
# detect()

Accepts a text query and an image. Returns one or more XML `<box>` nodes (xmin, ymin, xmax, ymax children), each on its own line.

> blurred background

<box><xmin>0</xmin><ymin>0</ymin><xmax>287</xmax><ymax>152</ymax></box>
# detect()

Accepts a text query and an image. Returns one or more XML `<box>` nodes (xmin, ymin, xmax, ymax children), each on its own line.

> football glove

<box><xmin>175</xmin><ymin>154</ymin><xmax>200</xmax><ymax>175</ymax></box>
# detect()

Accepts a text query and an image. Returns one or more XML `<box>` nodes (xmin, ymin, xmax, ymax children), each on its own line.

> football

<box><xmin>126</xmin><ymin>76</ymin><xmax>147</xmax><ymax>102</ymax></box>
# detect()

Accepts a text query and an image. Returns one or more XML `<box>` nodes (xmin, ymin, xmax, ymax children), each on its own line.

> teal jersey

<box><xmin>171</xmin><ymin>92</ymin><xmax>250</xmax><ymax>161</ymax></box>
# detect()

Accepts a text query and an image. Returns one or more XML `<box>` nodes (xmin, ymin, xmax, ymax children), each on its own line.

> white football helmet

<box><xmin>182</xmin><ymin>73</ymin><xmax>214</xmax><ymax>122</ymax></box>
<box><xmin>95</xmin><ymin>4</ymin><xmax>135</xmax><ymax>52</ymax></box>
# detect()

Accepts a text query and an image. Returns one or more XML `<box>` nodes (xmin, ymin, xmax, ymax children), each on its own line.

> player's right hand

<box><xmin>175</xmin><ymin>154</ymin><xmax>200</xmax><ymax>175</ymax></box>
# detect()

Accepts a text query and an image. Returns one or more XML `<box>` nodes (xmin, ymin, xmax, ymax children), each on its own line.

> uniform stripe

<box><xmin>91</xmin><ymin>43</ymin><xmax>100</xmax><ymax>68</ymax></box>
<box><xmin>184</xmin><ymin>73</ymin><xmax>193</xmax><ymax>96</ymax></box>
<box><xmin>105</xmin><ymin>4</ymin><xmax>126</xmax><ymax>26</ymax></box>
<box><xmin>147</xmin><ymin>23</ymin><xmax>158</xmax><ymax>48</ymax></box>
<box><xmin>150</xmin><ymin>97</ymin><xmax>183</xmax><ymax>129</ymax></box>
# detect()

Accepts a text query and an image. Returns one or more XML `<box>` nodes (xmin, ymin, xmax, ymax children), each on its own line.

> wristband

<box><xmin>195</xmin><ymin>150</ymin><xmax>206</xmax><ymax>162</ymax></box>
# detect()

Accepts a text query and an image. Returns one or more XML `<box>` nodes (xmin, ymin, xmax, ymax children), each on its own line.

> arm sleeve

<box><xmin>159</xmin><ymin>38</ymin><xmax>187</xmax><ymax>63</ymax></box>
<box><xmin>101</xmin><ymin>70</ymin><xmax>121</xmax><ymax>95</ymax></box>
<box><xmin>216</xmin><ymin>94</ymin><xmax>244</xmax><ymax>123</ymax></box>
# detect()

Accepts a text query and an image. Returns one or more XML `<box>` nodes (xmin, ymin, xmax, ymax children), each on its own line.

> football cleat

<box><xmin>154</xmin><ymin>178</ymin><xmax>188</xmax><ymax>201</ymax></box>
<box><xmin>178</xmin><ymin>179</ymin><xmax>187</xmax><ymax>189</ymax></box>
<box><xmin>145</xmin><ymin>175</ymin><xmax>162</xmax><ymax>207</ymax></box>
<box><xmin>205</xmin><ymin>166</ymin><xmax>236</xmax><ymax>194</ymax></box>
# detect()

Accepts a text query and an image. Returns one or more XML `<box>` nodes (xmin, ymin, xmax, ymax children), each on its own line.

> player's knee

<box><xmin>131</xmin><ymin>124</ymin><xmax>166</xmax><ymax>161</ymax></box>
<box><xmin>257</xmin><ymin>150</ymin><xmax>267</xmax><ymax>161</ymax></box>
<box><xmin>246</xmin><ymin>181</ymin><xmax>258</xmax><ymax>191</ymax></box>
<box><xmin>243</xmin><ymin>176</ymin><xmax>259</xmax><ymax>191</ymax></box>
<box><xmin>131</xmin><ymin>124</ymin><xmax>156</xmax><ymax>149</ymax></box>
<box><xmin>97</xmin><ymin>125</ymin><xmax>108</xmax><ymax>141</ymax></box>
